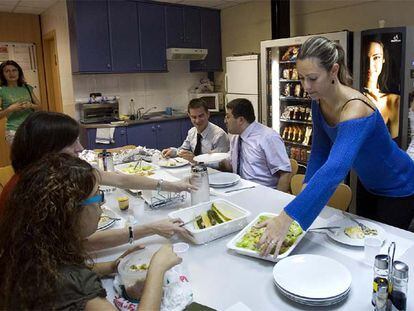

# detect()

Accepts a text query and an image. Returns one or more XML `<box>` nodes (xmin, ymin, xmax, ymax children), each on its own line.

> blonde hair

<box><xmin>298</xmin><ymin>36</ymin><xmax>352</xmax><ymax>86</ymax></box>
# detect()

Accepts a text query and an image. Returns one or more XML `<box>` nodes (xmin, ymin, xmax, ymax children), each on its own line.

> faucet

<box><xmin>140</xmin><ymin>106</ymin><xmax>157</xmax><ymax>120</ymax></box>
<box><xmin>136</xmin><ymin>107</ymin><xmax>144</xmax><ymax>120</ymax></box>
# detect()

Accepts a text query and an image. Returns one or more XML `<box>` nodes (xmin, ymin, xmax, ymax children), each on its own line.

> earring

<box><xmin>331</xmin><ymin>80</ymin><xmax>335</xmax><ymax>84</ymax></box>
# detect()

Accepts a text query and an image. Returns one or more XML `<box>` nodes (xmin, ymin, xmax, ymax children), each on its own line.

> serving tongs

<box><xmin>133</xmin><ymin>157</ymin><xmax>143</xmax><ymax>171</ymax></box>
<box><xmin>179</xmin><ymin>215</ymin><xmax>202</xmax><ymax>227</ymax></box>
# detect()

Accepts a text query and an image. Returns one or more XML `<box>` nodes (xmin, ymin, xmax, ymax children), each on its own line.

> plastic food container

<box><xmin>168</xmin><ymin>199</ymin><xmax>250</xmax><ymax>245</ymax></box>
<box><xmin>117</xmin><ymin>245</ymin><xmax>158</xmax><ymax>288</ymax></box>
<box><xmin>226</xmin><ymin>212</ymin><xmax>307</xmax><ymax>262</ymax></box>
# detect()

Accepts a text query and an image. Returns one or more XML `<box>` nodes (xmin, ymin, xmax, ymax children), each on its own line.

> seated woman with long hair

<box><xmin>0</xmin><ymin>154</ymin><xmax>181</xmax><ymax>310</ymax></box>
<box><xmin>0</xmin><ymin>111</ymin><xmax>194</xmax><ymax>250</ymax></box>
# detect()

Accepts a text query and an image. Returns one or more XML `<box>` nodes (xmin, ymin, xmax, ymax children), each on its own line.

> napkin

<box><xmin>96</xmin><ymin>127</ymin><xmax>115</xmax><ymax>144</ymax></box>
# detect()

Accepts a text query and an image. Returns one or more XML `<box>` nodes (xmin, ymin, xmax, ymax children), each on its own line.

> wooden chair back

<box><xmin>0</xmin><ymin>165</ymin><xmax>14</xmax><ymax>193</ymax></box>
<box><xmin>290</xmin><ymin>173</ymin><xmax>352</xmax><ymax>211</ymax></box>
<box><xmin>290</xmin><ymin>158</ymin><xmax>299</xmax><ymax>175</ymax></box>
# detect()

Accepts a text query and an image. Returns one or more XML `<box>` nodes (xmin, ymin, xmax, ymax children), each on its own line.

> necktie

<box><xmin>237</xmin><ymin>137</ymin><xmax>242</xmax><ymax>175</ymax></box>
<box><xmin>194</xmin><ymin>133</ymin><xmax>202</xmax><ymax>156</ymax></box>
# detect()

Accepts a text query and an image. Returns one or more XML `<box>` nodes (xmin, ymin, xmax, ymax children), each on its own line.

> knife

<box><xmin>224</xmin><ymin>186</ymin><xmax>256</xmax><ymax>193</ymax></box>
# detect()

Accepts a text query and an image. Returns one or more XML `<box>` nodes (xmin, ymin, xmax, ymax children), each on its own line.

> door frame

<box><xmin>42</xmin><ymin>30</ymin><xmax>63</xmax><ymax>112</ymax></box>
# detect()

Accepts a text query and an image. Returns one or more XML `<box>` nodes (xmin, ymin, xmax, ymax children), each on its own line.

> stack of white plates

<box><xmin>273</xmin><ymin>254</ymin><xmax>352</xmax><ymax>306</ymax></box>
<box><xmin>209</xmin><ymin>172</ymin><xmax>241</xmax><ymax>188</ymax></box>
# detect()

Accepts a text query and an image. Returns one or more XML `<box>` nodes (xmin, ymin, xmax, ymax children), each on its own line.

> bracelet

<box><xmin>128</xmin><ymin>226</ymin><xmax>134</xmax><ymax>244</ymax></box>
<box><xmin>156</xmin><ymin>179</ymin><xmax>164</xmax><ymax>192</ymax></box>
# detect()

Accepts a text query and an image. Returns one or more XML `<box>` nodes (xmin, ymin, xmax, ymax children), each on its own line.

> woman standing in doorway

<box><xmin>0</xmin><ymin>60</ymin><xmax>41</xmax><ymax>144</ymax></box>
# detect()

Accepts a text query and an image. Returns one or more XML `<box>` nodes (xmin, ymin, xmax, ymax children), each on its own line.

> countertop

<box><xmin>80</xmin><ymin>111</ymin><xmax>225</xmax><ymax>129</ymax></box>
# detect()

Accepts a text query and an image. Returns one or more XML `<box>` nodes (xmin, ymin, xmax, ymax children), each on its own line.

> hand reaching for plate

<box><xmin>256</xmin><ymin>211</ymin><xmax>293</xmax><ymax>258</ymax></box>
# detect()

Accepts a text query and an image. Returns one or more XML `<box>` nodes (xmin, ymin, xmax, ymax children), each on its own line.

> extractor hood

<box><xmin>166</xmin><ymin>48</ymin><xmax>208</xmax><ymax>60</ymax></box>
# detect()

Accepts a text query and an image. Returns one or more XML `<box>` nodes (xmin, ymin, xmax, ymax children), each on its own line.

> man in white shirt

<box><xmin>162</xmin><ymin>98</ymin><xmax>229</xmax><ymax>162</ymax></box>
<box><xmin>220</xmin><ymin>98</ymin><xmax>291</xmax><ymax>192</ymax></box>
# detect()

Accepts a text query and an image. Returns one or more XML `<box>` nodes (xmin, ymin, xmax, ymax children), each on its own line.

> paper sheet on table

<box><xmin>210</xmin><ymin>179</ymin><xmax>257</xmax><ymax>197</ymax></box>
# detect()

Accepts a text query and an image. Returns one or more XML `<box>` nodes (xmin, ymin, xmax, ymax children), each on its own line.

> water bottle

<box><xmin>190</xmin><ymin>163</ymin><xmax>210</xmax><ymax>205</ymax></box>
<box><xmin>98</xmin><ymin>150</ymin><xmax>116</xmax><ymax>192</ymax></box>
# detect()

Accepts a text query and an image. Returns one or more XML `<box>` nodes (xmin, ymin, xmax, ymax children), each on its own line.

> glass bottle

<box><xmin>372</xmin><ymin>254</ymin><xmax>389</xmax><ymax>306</ymax></box>
<box><xmin>190</xmin><ymin>163</ymin><xmax>210</xmax><ymax>205</ymax></box>
<box><xmin>389</xmin><ymin>261</ymin><xmax>409</xmax><ymax>311</ymax></box>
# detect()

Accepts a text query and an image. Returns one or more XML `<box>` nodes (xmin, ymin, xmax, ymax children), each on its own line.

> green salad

<box><xmin>236</xmin><ymin>215</ymin><xmax>303</xmax><ymax>255</ymax></box>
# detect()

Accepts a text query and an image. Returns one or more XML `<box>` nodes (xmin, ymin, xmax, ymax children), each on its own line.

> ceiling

<box><xmin>0</xmin><ymin>0</ymin><xmax>251</xmax><ymax>15</ymax></box>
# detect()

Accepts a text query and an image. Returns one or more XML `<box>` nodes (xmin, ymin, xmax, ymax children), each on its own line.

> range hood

<box><xmin>166</xmin><ymin>48</ymin><xmax>208</xmax><ymax>60</ymax></box>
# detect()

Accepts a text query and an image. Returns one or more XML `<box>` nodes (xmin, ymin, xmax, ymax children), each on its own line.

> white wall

<box><xmin>41</xmin><ymin>0</ymin><xmax>75</xmax><ymax>116</ymax></box>
<box><xmin>73</xmin><ymin>62</ymin><xmax>206</xmax><ymax>116</ymax></box>
<box><xmin>41</xmin><ymin>0</ymin><xmax>206</xmax><ymax>119</ymax></box>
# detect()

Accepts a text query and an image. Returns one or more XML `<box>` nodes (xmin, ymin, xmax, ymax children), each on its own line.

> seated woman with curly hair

<box><xmin>0</xmin><ymin>154</ymin><xmax>181</xmax><ymax>310</ymax></box>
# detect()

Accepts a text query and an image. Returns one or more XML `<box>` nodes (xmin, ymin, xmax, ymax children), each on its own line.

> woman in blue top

<box><xmin>258</xmin><ymin>36</ymin><xmax>414</xmax><ymax>258</ymax></box>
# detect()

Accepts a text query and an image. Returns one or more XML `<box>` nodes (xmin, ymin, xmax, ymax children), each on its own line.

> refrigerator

<box><xmin>225</xmin><ymin>55</ymin><xmax>260</xmax><ymax>121</ymax></box>
<box><xmin>260</xmin><ymin>31</ymin><xmax>351</xmax><ymax>166</ymax></box>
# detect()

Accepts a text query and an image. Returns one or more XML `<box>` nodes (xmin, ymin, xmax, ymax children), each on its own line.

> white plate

<box><xmin>274</xmin><ymin>280</ymin><xmax>350</xmax><ymax>306</ymax></box>
<box><xmin>326</xmin><ymin>218</ymin><xmax>386</xmax><ymax>247</ymax></box>
<box><xmin>273</xmin><ymin>254</ymin><xmax>352</xmax><ymax>300</ymax></box>
<box><xmin>226</xmin><ymin>213</ymin><xmax>306</xmax><ymax>262</ymax></box>
<box><xmin>209</xmin><ymin>172</ymin><xmax>241</xmax><ymax>188</ymax></box>
<box><xmin>158</xmin><ymin>157</ymin><xmax>189</xmax><ymax>168</ymax></box>
<box><xmin>193</xmin><ymin>153</ymin><xmax>229</xmax><ymax>164</ymax></box>
<box><xmin>115</xmin><ymin>162</ymin><xmax>159</xmax><ymax>175</ymax></box>
<box><xmin>97</xmin><ymin>208</ymin><xmax>118</xmax><ymax>230</ymax></box>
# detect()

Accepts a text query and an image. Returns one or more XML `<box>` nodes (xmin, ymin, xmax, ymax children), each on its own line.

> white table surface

<box><xmin>94</xmin><ymin>164</ymin><xmax>414</xmax><ymax>311</ymax></box>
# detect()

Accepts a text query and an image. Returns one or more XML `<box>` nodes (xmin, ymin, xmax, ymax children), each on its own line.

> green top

<box><xmin>0</xmin><ymin>84</ymin><xmax>34</xmax><ymax>131</ymax></box>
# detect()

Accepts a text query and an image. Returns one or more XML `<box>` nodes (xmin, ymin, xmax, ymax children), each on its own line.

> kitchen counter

<box><xmin>80</xmin><ymin>111</ymin><xmax>225</xmax><ymax>128</ymax></box>
<box><xmin>94</xmin><ymin>165</ymin><xmax>414</xmax><ymax>310</ymax></box>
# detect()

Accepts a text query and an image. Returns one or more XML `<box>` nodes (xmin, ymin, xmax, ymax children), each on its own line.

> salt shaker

<box><xmin>389</xmin><ymin>261</ymin><xmax>409</xmax><ymax>311</ymax></box>
<box><xmin>190</xmin><ymin>163</ymin><xmax>210</xmax><ymax>205</ymax></box>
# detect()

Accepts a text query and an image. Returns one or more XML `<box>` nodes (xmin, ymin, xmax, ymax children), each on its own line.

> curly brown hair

<box><xmin>0</xmin><ymin>153</ymin><xmax>97</xmax><ymax>309</ymax></box>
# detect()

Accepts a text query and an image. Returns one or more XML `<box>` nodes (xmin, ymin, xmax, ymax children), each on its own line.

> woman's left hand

<box><xmin>256</xmin><ymin>211</ymin><xmax>293</xmax><ymax>258</ymax></box>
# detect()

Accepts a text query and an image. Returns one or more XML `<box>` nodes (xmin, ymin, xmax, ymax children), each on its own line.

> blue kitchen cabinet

<box><xmin>108</xmin><ymin>0</ymin><xmax>141</xmax><ymax>72</ymax></box>
<box><xmin>138</xmin><ymin>2</ymin><xmax>167</xmax><ymax>72</ymax></box>
<box><xmin>190</xmin><ymin>9</ymin><xmax>222</xmax><ymax>72</ymax></box>
<box><xmin>128</xmin><ymin>120</ymin><xmax>183</xmax><ymax>150</ymax></box>
<box><xmin>127</xmin><ymin>122</ymin><xmax>158</xmax><ymax>149</ymax></box>
<box><xmin>85</xmin><ymin>127</ymin><xmax>127</xmax><ymax>150</ymax></box>
<box><xmin>181</xmin><ymin>118</ymin><xmax>193</xmax><ymax>141</ymax></box>
<box><xmin>210</xmin><ymin>114</ymin><xmax>226</xmax><ymax>132</ymax></box>
<box><xmin>156</xmin><ymin>120</ymin><xmax>183</xmax><ymax>150</ymax></box>
<box><xmin>166</xmin><ymin>6</ymin><xmax>201</xmax><ymax>48</ymax></box>
<box><xmin>67</xmin><ymin>0</ymin><xmax>112</xmax><ymax>73</ymax></box>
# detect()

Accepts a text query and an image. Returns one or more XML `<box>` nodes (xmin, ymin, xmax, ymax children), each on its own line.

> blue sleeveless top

<box><xmin>284</xmin><ymin>101</ymin><xmax>414</xmax><ymax>230</ymax></box>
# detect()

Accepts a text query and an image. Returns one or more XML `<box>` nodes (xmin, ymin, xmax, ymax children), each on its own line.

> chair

<box><xmin>290</xmin><ymin>174</ymin><xmax>352</xmax><ymax>211</ymax></box>
<box><xmin>0</xmin><ymin>165</ymin><xmax>14</xmax><ymax>193</ymax></box>
<box><xmin>93</xmin><ymin>145</ymin><xmax>137</xmax><ymax>154</ymax></box>
<box><xmin>290</xmin><ymin>158</ymin><xmax>299</xmax><ymax>176</ymax></box>
<box><xmin>290</xmin><ymin>174</ymin><xmax>305</xmax><ymax>196</ymax></box>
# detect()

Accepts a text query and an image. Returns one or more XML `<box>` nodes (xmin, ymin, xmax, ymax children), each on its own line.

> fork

<box><xmin>342</xmin><ymin>211</ymin><xmax>370</xmax><ymax>231</ymax></box>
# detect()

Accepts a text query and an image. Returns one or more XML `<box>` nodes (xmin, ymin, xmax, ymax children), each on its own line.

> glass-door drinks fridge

<box><xmin>260</xmin><ymin>31</ymin><xmax>352</xmax><ymax>167</ymax></box>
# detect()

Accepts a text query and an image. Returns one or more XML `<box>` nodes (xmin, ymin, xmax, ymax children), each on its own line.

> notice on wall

<box><xmin>0</xmin><ymin>45</ymin><xmax>9</xmax><ymax>63</ymax></box>
<box><xmin>13</xmin><ymin>45</ymin><xmax>33</xmax><ymax>71</ymax></box>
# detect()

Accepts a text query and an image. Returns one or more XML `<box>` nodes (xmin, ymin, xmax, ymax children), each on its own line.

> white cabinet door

<box><xmin>226</xmin><ymin>58</ymin><xmax>258</xmax><ymax>95</ymax></box>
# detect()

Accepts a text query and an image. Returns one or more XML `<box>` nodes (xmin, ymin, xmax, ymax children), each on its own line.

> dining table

<box><xmin>93</xmin><ymin>163</ymin><xmax>414</xmax><ymax>310</ymax></box>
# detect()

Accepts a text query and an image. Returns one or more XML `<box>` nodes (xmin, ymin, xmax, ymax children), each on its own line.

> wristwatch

<box><xmin>156</xmin><ymin>179</ymin><xmax>164</xmax><ymax>192</ymax></box>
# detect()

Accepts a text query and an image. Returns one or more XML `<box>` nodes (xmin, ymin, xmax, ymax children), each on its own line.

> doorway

<box><xmin>43</xmin><ymin>30</ymin><xmax>63</xmax><ymax>112</ymax></box>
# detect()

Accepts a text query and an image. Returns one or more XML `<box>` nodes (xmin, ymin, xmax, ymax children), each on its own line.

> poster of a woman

<box><xmin>361</xmin><ymin>32</ymin><xmax>402</xmax><ymax>140</ymax></box>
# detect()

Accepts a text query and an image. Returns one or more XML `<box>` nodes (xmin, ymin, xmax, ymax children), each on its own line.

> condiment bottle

<box><xmin>372</xmin><ymin>254</ymin><xmax>389</xmax><ymax>306</ymax></box>
<box><xmin>389</xmin><ymin>261</ymin><xmax>409</xmax><ymax>311</ymax></box>
<box><xmin>190</xmin><ymin>163</ymin><xmax>210</xmax><ymax>205</ymax></box>
<box><xmin>98</xmin><ymin>149</ymin><xmax>114</xmax><ymax>172</ymax></box>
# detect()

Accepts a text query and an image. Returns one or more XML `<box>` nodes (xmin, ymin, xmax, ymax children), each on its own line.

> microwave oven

<box><xmin>189</xmin><ymin>92</ymin><xmax>223</xmax><ymax>112</ymax></box>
